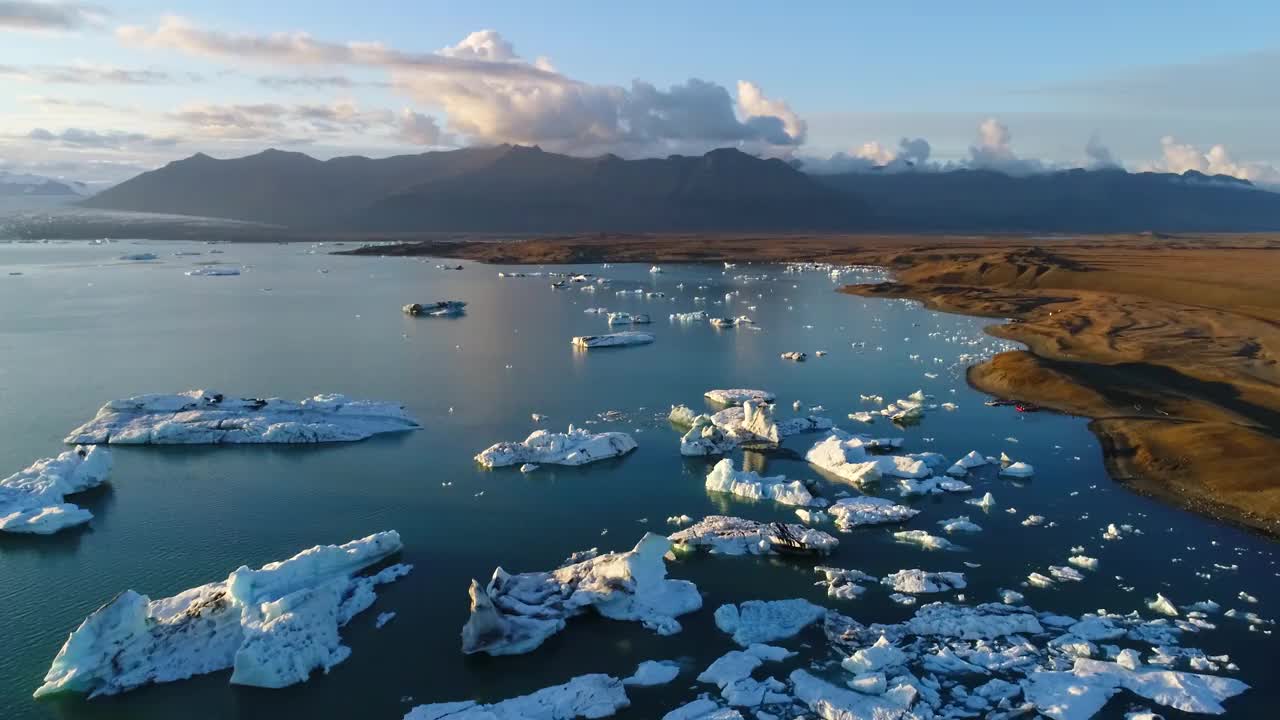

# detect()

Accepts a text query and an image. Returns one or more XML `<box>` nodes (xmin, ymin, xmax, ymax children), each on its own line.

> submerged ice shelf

<box><xmin>64</xmin><ymin>390</ymin><xmax>421</xmax><ymax>444</ymax></box>
<box><xmin>0</xmin><ymin>446</ymin><xmax>111</xmax><ymax>535</ymax></box>
<box><xmin>35</xmin><ymin>532</ymin><xmax>409</xmax><ymax>698</ymax></box>
<box><xmin>475</xmin><ymin>426</ymin><xmax>637</xmax><ymax>467</ymax></box>
<box><xmin>460</xmin><ymin>533</ymin><xmax>701</xmax><ymax>656</ymax></box>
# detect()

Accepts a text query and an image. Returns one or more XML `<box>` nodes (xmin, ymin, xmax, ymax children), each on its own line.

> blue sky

<box><xmin>3</xmin><ymin>0</ymin><xmax>1278</xmax><ymax>185</ymax></box>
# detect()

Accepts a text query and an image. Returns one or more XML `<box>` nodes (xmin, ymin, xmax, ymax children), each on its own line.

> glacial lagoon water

<box><xmin>0</xmin><ymin>241</ymin><xmax>1276</xmax><ymax>719</ymax></box>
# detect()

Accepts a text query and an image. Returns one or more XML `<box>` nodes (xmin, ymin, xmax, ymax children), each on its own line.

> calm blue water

<box><xmin>0</xmin><ymin>241</ymin><xmax>1275</xmax><ymax>719</ymax></box>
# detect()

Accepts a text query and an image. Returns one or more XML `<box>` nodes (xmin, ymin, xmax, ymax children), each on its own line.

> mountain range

<box><xmin>81</xmin><ymin>145</ymin><xmax>1280</xmax><ymax>233</ymax></box>
<box><xmin>0</xmin><ymin>170</ymin><xmax>90</xmax><ymax>198</ymax></box>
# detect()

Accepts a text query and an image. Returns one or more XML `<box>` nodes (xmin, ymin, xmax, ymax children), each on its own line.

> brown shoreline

<box><xmin>339</xmin><ymin>233</ymin><xmax>1280</xmax><ymax>536</ymax></box>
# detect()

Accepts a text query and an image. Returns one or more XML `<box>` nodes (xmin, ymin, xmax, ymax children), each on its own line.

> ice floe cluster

<box><xmin>35</xmin><ymin>532</ymin><xmax>409</xmax><ymax>698</ymax></box>
<box><xmin>475</xmin><ymin>426</ymin><xmax>637</xmax><ymax>467</ymax></box>
<box><xmin>65</xmin><ymin>390</ymin><xmax>421</xmax><ymax>445</ymax></box>
<box><xmin>1</xmin><ymin>446</ymin><xmax>112</xmax><ymax>535</ymax></box>
<box><xmin>460</xmin><ymin>533</ymin><xmax>701</xmax><ymax>655</ymax></box>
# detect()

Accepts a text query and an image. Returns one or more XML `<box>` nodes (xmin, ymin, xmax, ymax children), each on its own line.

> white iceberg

<box><xmin>965</xmin><ymin>492</ymin><xmax>996</xmax><ymax>509</ymax></box>
<box><xmin>607</xmin><ymin>312</ymin><xmax>650</xmax><ymax>325</ymax></box>
<box><xmin>65</xmin><ymin>390</ymin><xmax>421</xmax><ymax>445</ymax></box>
<box><xmin>571</xmin><ymin>331</ymin><xmax>655</xmax><ymax>348</ymax></box>
<box><xmin>938</xmin><ymin>516</ymin><xmax>982</xmax><ymax>533</ymax></box>
<box><xmin>893</xmin><ymin>530</ymin><xmax>955</xmax><ymax>551</ymax></box>
<box><xmin>704</xmin><ymin>389</ymin><xmax>775</xmax><ymax>405</ymax></box>
<box><xmin>805</xmin><ymin>430</ymin><xmax>926</xmax><ymax>486</ymax></box>
<box><xmin>624</xmin><ymin>660</ymin><xmax>681</xmax><ymax>687</ymax></box>
<box><xmin>35</xmin><ymin>532</ymin><xmax>409</xmax><ymax>698</ymax></box>
<box><xmin>881</xmin><ymin>569</ymin><xmax>967</xmax><ymax>594</ymax></box>
<box><xmin>460</xmin><ymin>533</ymin><xmax>701</xmax><ymax>656</ymax></box>
<box><xmin>670</xmin><ymin>311</ymin><xmax>708</xmax><ymax>322</ymax></box>
<box><xmin>1001</xmin><ymin>461</ymin><xmax>1035</xmax><ymax>478</ymax></box>
<box><xmin>826</xmin><ymin>496</ymin><xmax>919</xmax><ymax>529</ymax></box>
<box><xmin>403</xmin><ymin>673</ymin><xmax>629</xmax><ymax>720</ymax></box>
<box><xmin>713</xmin><ymin>599</ymin><xmax>826</xmax><ymax>646</ymax></box>
<box><xmin>703</xmin><ymin>458</ymin><xmax>820</xmax><ymax>507</ymax></box>
<box><xmin>1</xmin><ymin>446</ymin><xmax>111</xmax><ymax>535</ymax></box>
<box><xmin>185</xmin><ymin>267</ymin><xmax>240</xmax><ymax>277</ymax></box>
<box><xmin>476</xmin><ymin>426</ymin><xmax>637</xmax><ymax>467</ymax></box>
<box><xmin>678</xmin><ymin>415</ymin><xmax>737</xmax><ymax>457</ymax></box>
<box><xmin>815</xmin><ymin>566</ymin><xmax>874</xmax><ymax>600</ymax></box>
<box><xmin>1022</xmin><ymin>657</ymin><xmax>1249</xmax><ymax>719</ymax></box>
<box><xmin>668</xmin><ymin>515</ymin><xmax>837</xmax><ymax>556</ymax></box>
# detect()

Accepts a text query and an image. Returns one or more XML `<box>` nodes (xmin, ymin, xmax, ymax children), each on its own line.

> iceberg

<box><xmin>607</xmin><ymin>312</ymin><xmax>650</xmax><ymax>325</ymax></box>
<box><xmin>780</xmin><ymin>351</ymin><xmax>807</xmax><ymax>361</ymax></box>
<box><xmin>1</xmin><ymin>446</ymin><xmax>111</xmax><ymax>535</ymax></box>
<box><xmin>703</xmin><ymin>458</ymin><xmax>820</xmax><ymax>507</ymax></box>
<box><xmin>402</xmin><ymin>300</ymin><xmax>467</xmax><ymax>316</ymax></box>
<box><xmin>669</xmin><ymin>515</ymin><xmax>838</xmax><ymax>556</ymax></box>
<box><xmin>1022</xmin><ymin>658</ymin><xmax>1249</xmax><ymax>719</ymax></box>
<box><xmin>624</xmin><ymin>660</ymin><xmax>681</xmax><ymax>687</ymax></box>
<box><xmin>119</xmin><ymin>252</ymin><xmax>158</xmax><ymax>261</ymax></box>
<box><xmin>826</xmin><ymin>496</ymin><xmax>919</xmax><ymax>529</ymax></box>
<box><xmin>704</xmin><ymin>389</ymin><xmax>776</xmax><ymax>405</ymax></box>
<box><xmin>65</xmin><ymin>390</ymin><xmax>420</xmax><ymax>445</ymax></box>
<box><xmin>881</xmin><ymin>569</ymin><xmax>967</xmax><ymax>594</ymax></box>
<box><xmin>403</xmin><ymin>673</ymin><xmax>630</xmax><ymax>720</ymax></box>
<box><xmin>1000</xmin><ymin>461</ymin><xmax>1035</xmax><ymax>478</ymax></box>
<box><xmin>938</xmin><ymin>516</ymin><xmax>982</xmax><ymax>533</ymax></box>
<box><xmin>476</xmin><ymin>426</ymin><xmax>637</xmax><ymax>467</ymax></box>
<box><xmin>805</xmin><ymin>430</ymin><xmax>926</xmax><ymax>486</ymax></box>
<box><xmin>670</xmin><ymin>311</ymin><xmax>708</xmax><ymax>322</ymax></box>
<box><xmin>571</xmin><ymin>331</ymin><xmax>655</xmax><ymax>348</ymax></box>
<box><xmin>35</xmin><ymin>532</ymin><xmax>409</xmax><ymax>698</ymax></box>
<box><xmin>460</xmin><ymin>533</ymin><xmax>701</xmax><ymax>656</ymax></box>
<box><xmin>185</xmin><ymin>267</ymin><xmax>240</xmax><ymax>276</ymax></box>
<box><xmin>893</xmin><ymin>530</ymin><xmax>954</xmax><ymax>551</ymax></box>
<box><xmin>714</xmin><ymin>599</ymin><xmax>826</xmax><ymax>646</ymax></box>
<box><xmin>815</xmin><ymin>566</ymin><xmax>875</xmax><ymax>600</ymax></box>
<box><xmin>678</xmin><ymin>415</ymin><xmax>737</xmax><ymax>457</ymax></box>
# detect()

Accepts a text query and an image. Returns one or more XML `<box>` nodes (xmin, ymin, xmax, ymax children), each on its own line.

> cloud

<box><xmin>396</xmin><ymin>109</ymin><xmax>445</xmax><ymax>145</ymax></box>
<box><xmin>801</xmin><ymin>137</ymin><xmax>931</xmax><ymax>174</ymax></box>
<box><xmin>1084</xmin><ymin>134</ymin><xmax>1119</xmax><ymax>169</ymax></box>
<box><xmin>1146</xmin><ymin>136</ymin><xmax>1280</xmax><ymax>188</ymax></box>
<box><xmin>25</xmin><ymin>127</ymin><xmax>179</xmax><ymax>149</ymax></box>
<box><xmin>119</xmin><ymin>20</ymin><xmax>807</xmax><ymax>155</ymax></box>
<box><xmin>167</xmin><ymin>101</ymin><xmax>449</xmax><ymax>147</ymax></box>
<box><xmin>0</xmin><ymin>0</ymin><xmax>105</xmax><ymax>32</ymax></box>
<box><xmin>966</xmin><ymin>117</ymin><xmax>1043</xmax><ymax>175</ymax></box>
<box><xmin>0</xmin><ymin>62</ymin><xmax>198</xmax><ymax>84</ymax></box>
<box><xmin>257</xmin><ymin>74</ymin><xmax>389</xmax><ymax>90</ymax></box>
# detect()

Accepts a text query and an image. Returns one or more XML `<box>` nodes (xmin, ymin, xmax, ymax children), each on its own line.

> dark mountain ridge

<box><xmin>82</xmin><ymin>145</ymin><xmax>1280</xmax><ymax>233</ymax></box>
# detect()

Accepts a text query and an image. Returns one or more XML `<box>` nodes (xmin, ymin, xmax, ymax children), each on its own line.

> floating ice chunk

<box><xmin>375</xmin><ymin>612</ymin><xmax>396</xmax><ymax>629</ymax></box>
<box><xmin>697</xmin><ymin>650</ymin><xmax>761</xmax><ymax>688</ymax></box>
<box><xmin>790</xmin><ymin>670</ymin><xmax>918</xmax><ymax>719</ymax></box>
<box><xmin>119</xmin><ymin>252</ymin><xmax>158</xmax><ymax>261</ymax></box>
<box><xmin>946</xmin><ymin>451</ymin><xmax>987</xmax><ymax>477</ymax></box>
<box><xmin>185</xmin><ymin>267</ymin><xmax>240</xmax><ymax>276</ymax></box>
<box><xmin>661</xmin><ymin>699</ymin><xmax>732</xmax><ymax>720</ymax></box>
<box><xmin>65</xmin><ymin>390</ymin><xmax>420</xmax><ymax>445</ymax></box>
<box><xmin>403</xmin><ymin>673</ymin><xmax>630</xmax><ymax>720</ymax></box>
<box><xmin>906</xmin><ymin>601</ymin><xmax>1043</xmax><ymax>638</ymax></box>
<box><xmin>893</xmin><ymin>530</ymin><xmax>954</xmax><ymax>551</ymax></box>
<box><xmin>965</xmin><ymin>492</ymin><xmax>996</xmax><ymax>509</ymax></box>
<box><xmin>667</xmin><ymin>515</ymin><xmax>692</xmax><ymax>525</ymax></box>
<box><xmin>827</xmin><ymin>496</ymin><xmax>918</xmax><ymax>529</ymax></box>
<box><xmin>1</xmin><ymin>446</ymin><xmax>111</xmax><ymax>535</ymax></box>
<box><xmin>607</xmin><ymin>312</ymin><xmax>650</xmax><ymax>325</ymax></box>
<box><xmin>704</xmin><ymin>389</ymin><xmax>775</xmax><ymax>405</ymax></box>
<box><xmin>677</xmin><ymin>415</ymin><xmax>737</xmax><ymax>457</ymax></box>
<box><xmin>882</xmin><ymin>569</ymin><xmax>967</xmax><ymax>594</ymax></box>
<box><xmin>889</xmin><ymin>593</ymin><xmax>917</xmax><ymax>606</ymax></box>
<box><xmin>1028</xmin><ymin>572</ymin><xmax>1056</xmax><ymax>588</ymax></box>
<box><xmin>713</xmin><ymin>599</ymin><xmax>826</xmax><ymax>646</ymax></box>
<box><xmin>841</xmin><ymin>636</ymin><xmax>907</xmax><ymax>674</ymax></box>
<box><xmin>805</xmin><ymin>430</ymin><xmax>925</xmax><ymax>485</ymax></box>
<box><xmin>35</xmin><ymin>532</ymin><xmax>408</xmax><ymax>698</ymax></box>
<box><xmin>938</xmin><ymin>516</ymin><xmax>982</xmax><ymax>533</ymax></box>
<box><xmin>1022</xmin><ymin>515</ymin><xmax>1046</xmax><ymax>527</ymax></box>
<box><xmin>402</xmin><ymin>300</ymin><xmax>466</xmax><ymax>316</ymax></box>
<box><xmin>1001</xmin><ymin>461</ymin><xmax>1035</xmax><ymax>478</ymax></box>
<box><xmin>847</xmin><ymin>672</ymin><xmax>887</xmax><ymax>695</ymax></box>
<box><xmin>780</xmin><ymin>351</ymin><xmax>807</xmax><ymax>361</ymax></box>
<box><xmin>847</xmin><ymin>411</ymin><xmax>875</xmax><ymax>423</ymax></box>
<box><xmin>794</xmin><ymin>508</ymin><xmax>829</xmax><ymax>524</ymax></box>
<box><xmin>476</xmin><ymin>426</ymin><xmax>637</xmax><ymax>467</ymax></box>
<box><xmin>1049</xmin><ymin>566</ymin><xmax>1085</xmax><ymax>583</ymax></box>
<box><xmin>649</xmin><ymin>265</ymin><xmax>663</xmax><ymax>273</ymax></box>
<box><xmin>669</xmin><ymin>516</ymin><xmax>837</xmax><ymax>556</ymax></box>
<box><xmin>1022</xmin><ymin>657</ymin><xmax>1249</xmax><ymax>719</ymax></box>
<box><xmin>1000</xmin><ymin>589</ymin><xmax>1025</xmax><ymax>605</ymax></box>
<box><xmin>571</xmin><ymin>331</ymin><xmax>655</xmax><ymax>348</ymax></box>
<box><xmin>815</xmin><ymin>566</ymin><xmax>874</xmax><ymax>600</ymax></box>
<box><xmin>519</xmin><ymin>463</ymin><xmax>538</xmax><ymax>473</ymax></box>
<box><xmin>1148</xmin><ymin>594</ymin><xmax>1179</xmax><ymax>617</ymax></box>
<box><xmin>460</xmin><ymin>533</ymin><xmax>701</xmax><ymax>656</ymax></box>
<box><xmin>704</xmin><ymin>459</ymin><xmax>819</xmax><ymax>507</ymax></box>
<box><xmin>668</xmin><ymin>405</ymin><xmax>699</xmax><ymax>427</ymax></box>
<box><xmin>1068</xmin><ymin>556</ymin><xmax>1099</xmax><ymax>571</ymax></box>
<box><xmin>670</xmin><ymin>311</ymin><xmax>708</xmax><ymax>322</ymax></box>
<box><xmin>625</xmin><ymin>660</ymin><xmax>681</xmax><ymax>686</ymax></box>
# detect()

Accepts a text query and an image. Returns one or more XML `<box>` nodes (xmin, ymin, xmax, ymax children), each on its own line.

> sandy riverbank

<box><xmin>340</xmin><ymin>233</ymin><xmax>1280</xmax><ymax>534</ymax></box>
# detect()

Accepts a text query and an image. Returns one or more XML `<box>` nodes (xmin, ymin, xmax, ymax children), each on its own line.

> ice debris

<box><xmin>403</xmin><ymin>673</ymin><xmax>629</xmax><ymax>720</ymax></box>
<box><xmin>65</xmin><ymin>390</ymin><xmax>420</xmax><ymax>445</ymax></box>
<box><xmin>571</xmin><ymin>331</ymin><xmax>655</xmax><ymax>348</ymax></box>
<box><xmin>35</xmin><ymin>532</ymin><xmax>409</xmax><ymax>697</ymax></box>
<box><xmin>668</xmin><ymin>516</ymin><xmax>838</xmax><ymax>556</ymax></box>
<box><xmin>713</xmin><ymin>599</ymin><xmax>826</xmax><ymax>646</ymax></box>
<box><xmin>476</xmin><ymin>426</ymin><xmax>637</xmax><ymax>467</ymax></box>
<box><xmin>1</xmin><ymin>446</ymin><xmax>111</xmax><ymax>535</ymax></box>
<box><xmin>827</xmin><ymin>496</ymin><xmax>919</xmax><ymax>529</ymax></box>
<box><xmin>703</xmin><ymin>458</ymin><xmax>821</xmax><ymax>507</ymax></box>
<box><xmin>460</xmin><ymin>533</ymin><xmax>701</xmax><ymax>656</ymax></box>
